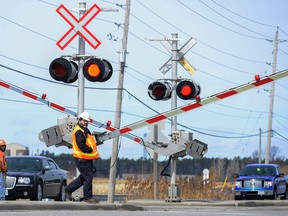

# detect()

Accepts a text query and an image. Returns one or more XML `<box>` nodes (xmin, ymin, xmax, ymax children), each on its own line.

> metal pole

<box><xmin>108</xmin><ymin>0</ymin><xmax>131</xmax><ymax>203</ymax></box>
<box><xmin>77</xmin><ymin>2</ymin><xmax>86</xmax><ymax>115</ymax></box>
<box><xmin>259</xmin><ymin>128</ymin><xmax>262</xmax><ymax>164</ymax></box>
<box><xmin>265</xmin><ymin>29</ymin><xmax>278</xmax><ymax>164</ymax></box>
<box><xmin>153</xmin><ymin>124</ymin><xmax>158</xmax><ymax>200</ymax></box>
<box><xmin>73</xmin><ymin>1</ymin><xmax>86</xmax><ymax>198</ymax></box>
<box><xmin>169</xmin><ymin>33</ymin><xmax>179</xmax><ymax>201</ymax></box>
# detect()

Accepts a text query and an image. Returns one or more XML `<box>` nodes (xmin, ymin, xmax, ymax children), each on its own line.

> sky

<box><xmin>1</xmin><ymin>0</ymin><xmax>288</xmax><ymax>161</ymax></box>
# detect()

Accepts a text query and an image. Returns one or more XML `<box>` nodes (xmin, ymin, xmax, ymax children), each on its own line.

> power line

<box><xmin>0</xmin><ymin>5</ymin><xmax>269</xmax><ymax>86</ymax></box>
<box><xmin>177</xmin><ymin>0</ymin><xmax>267</xmax><ymax>41</ymax></box>
<box><xmin>199</xmin><ymin>0</ymin><xmax>274</xmax><ymax>40</ymax></box>
<box><xmin>272</xmin><ymin>130</ymin><xmax>288</xmax><ymax>142</ymax></box>
<box><xmin>0</xmin><ymin>64</ymin><xmax>271</xmax><ymax>139</ymax></box>
<box><xmin>134</xmin><ymin>0</ymin><xmax>267</xmax><ymax>64</ymax></box>
<box><xmin>210</xmin><ymin>0</ymin><xmax>277</xmax><ymax>28</ymax></box>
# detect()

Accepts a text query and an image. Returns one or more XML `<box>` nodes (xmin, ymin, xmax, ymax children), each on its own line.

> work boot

<box><xmin>64</xmin><ymin>187</ymin><xmax>72</xmax><ymax>201</ymax></box>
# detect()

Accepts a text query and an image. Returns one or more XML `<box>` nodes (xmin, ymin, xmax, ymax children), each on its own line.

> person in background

<box><xmin>0</xmin><ymin>139</ymin><xmax>7</xmax><ymax>201</ymax></box>
<box><xmin>65</xmin><ymin>112</ymin><xmax>99</xmax><ymax>203</ymax></box>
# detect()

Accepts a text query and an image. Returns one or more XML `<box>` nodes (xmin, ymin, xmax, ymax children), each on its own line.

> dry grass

<box><xmin>90</xmin><ymin>176</ymin><xmax>234</xmax><ymax>200</ymax></box>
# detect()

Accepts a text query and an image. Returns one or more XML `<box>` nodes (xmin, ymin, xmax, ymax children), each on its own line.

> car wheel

<box><xmin>30</xmin><ymin>181</ymin><xmax>43</xmax><ymax>201</ymax></box>
<box><xmin>55</xmin><ymin>182</ymin><xmax>66</xmax><ymax>201</ymax></box>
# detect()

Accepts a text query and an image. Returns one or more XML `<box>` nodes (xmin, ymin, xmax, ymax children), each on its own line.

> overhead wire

<box><xmin>0</xmin><ymin>63</ymin><xmax>272</xmax><ymax>139</ymax></box>
<box><xmin>1</xmin><ymin>1</ymin><xmax>287</xmax><ymax>139</ymax></box>
<box><xmin>210</xmin><ymin>0</ymin><xmax>277</xmax><ymax>28</ymax></box>
<box><xmin>176</xmin><ymin>0</ymin><xmax>268</xmax><ymax>41</ymax></box>
<box><xmin>198</xmin><ymin>0</ymin><xmax>275</xmax><ymax>40</ymax></box>
<box><xmin>134</xmin><ymin>0</ymin><xmax>267</xmax><ymax>64</ymax></box>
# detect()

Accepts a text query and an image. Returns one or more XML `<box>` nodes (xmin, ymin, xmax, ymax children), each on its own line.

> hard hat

<box><xmin>79</xmin><ymin>112</ymin><xmax>90</xmax><ymax>122</ymax></box>
<box><xmin>0</xmin><ymin>139</ymin><xmax>6</xmax><ymax>146</ymax></box>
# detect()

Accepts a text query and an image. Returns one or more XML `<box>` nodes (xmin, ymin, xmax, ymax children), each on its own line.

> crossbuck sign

<box><xmin>56</xmin><ymin>4</ymin><xmax>101</xmax><ymax>50</ymax></box>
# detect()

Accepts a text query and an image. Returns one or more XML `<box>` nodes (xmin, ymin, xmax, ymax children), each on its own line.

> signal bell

<box><xmin>176</xmin><ymin>79</ymin><xmax>201</xmax><ymax>100</ymax></box>
<box><xmin>83</xmin><ymin>58</ymin><xmax>113</xmax><ymax>82</ymax></box>
<box><xmin>49</xmin><ymin>58</ymin><xmax>78</xmax><ymax>83</ymax></box>
<box><xmin>148</xmin><ymin>81</ymin><xmax>172</xmax><ymax>101</ymax></box>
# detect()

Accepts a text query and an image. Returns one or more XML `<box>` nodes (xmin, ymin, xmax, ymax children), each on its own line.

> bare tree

<box><xmin>270</xmin><ymin>146</ymin><xmax>279</xmax><ymax>161</ymax></box>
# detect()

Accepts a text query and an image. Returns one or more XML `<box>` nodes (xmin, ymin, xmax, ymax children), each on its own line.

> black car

<box><xmin>5</xmin><ymin>156</ymin><xmax>67</xmax><ymax>201</ymax></box>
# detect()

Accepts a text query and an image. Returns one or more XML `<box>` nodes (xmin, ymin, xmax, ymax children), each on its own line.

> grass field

<box><xmin>90</xmin><ymin>176</ymin><xmax>234</xmax><ymax>200</ymax></box>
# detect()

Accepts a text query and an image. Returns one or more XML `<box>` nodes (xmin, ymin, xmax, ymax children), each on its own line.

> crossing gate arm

<box><xmin>97</xmin><ymin>69</ymin><xmax>288</xmax><ymax>141</ymax></box>
<box><xmin>0</xmin><ymin>79</ymin><xmax>144</xmax><ymax>146</ymax></box>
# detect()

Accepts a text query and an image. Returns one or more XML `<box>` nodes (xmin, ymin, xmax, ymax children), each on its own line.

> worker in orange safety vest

<box><xmin>65</xmin><ymin>112</ymin><xmax>99</xmax><ymax>203</ymax></box>
<box><xmin>0</xmin><ymin>139</ymin><xmax>7</xmax><ymax>200</ymax></box>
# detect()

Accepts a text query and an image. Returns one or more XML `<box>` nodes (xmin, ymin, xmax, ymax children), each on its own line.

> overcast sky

<box><xmin>1</xmin><ymin>0</ymin><xmax>288</xmax><ymax>160</ymax></box>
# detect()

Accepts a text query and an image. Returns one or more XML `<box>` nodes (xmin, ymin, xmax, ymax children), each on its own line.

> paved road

<box><xmin>0</xmin><ymin>199</ymin><xmax>288</xmax><ymax>216</ymax></box>
<box><xmin>1</xmin><ymin>207</ymin><xmax>288</xmax><ymax>216</ymax></box>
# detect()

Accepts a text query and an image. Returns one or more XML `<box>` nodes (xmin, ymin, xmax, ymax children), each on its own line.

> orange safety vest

<box><xmin>72</xmin><ymin>125</ymin><xmax>99</xmax><ymax>160</ymax></box>
<box><xmin>0</xmin><ymin>151</ymin><xmax>7</xmax><ymax>172</ymax></box>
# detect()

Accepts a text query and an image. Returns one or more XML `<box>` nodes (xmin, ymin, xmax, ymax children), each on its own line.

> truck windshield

<box><xmin>240</xmin><ymin>166</ymin><xmax>276</xmax><ymax>176</ymax></box>
<box><xmin>6</xmin><ymin>158</ymin><xmax>42</xmax><ymax>172</ymax></box>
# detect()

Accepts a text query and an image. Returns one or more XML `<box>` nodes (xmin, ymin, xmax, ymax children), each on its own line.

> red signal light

<box><xmin>148</xmin><ymin>81</ymin><xmax>172</xmax><ymax>101</ymax></box>
<box><xmin>254</xmin><ymin>75</ymin><xmax>260</xmax><ymax>82</ymax></box>
<box><xmin>49</xmin><ymin>58</ymin><xmax>78</xmax><ymax>83</ymax></box>
<box><xmin>83</xmin><ymin>58</ymin><xmax>113</xmax><ymax>82</ymax></box>
<box><xmin>176</xmin><ymin>79</ymin><xmax>201</xmax><ymax>100</ymax></box>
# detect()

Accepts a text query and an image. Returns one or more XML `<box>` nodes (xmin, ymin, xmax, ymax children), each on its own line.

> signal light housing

<box><xmin>176</xmin><ymin>79</ymin><xmax>201</xmax><ymax>100</ymax></box>
<box><xmin>49</xmin><ymin>58</ymin><xmax>78</xmax><ymax>83</ymax></box>
<box><xmin>83</xmin><ymin>58</ymin><xmax>113</xmax><ymax>82</ymax></box>
<box><xmin>148</xmin><ymin>81</ymin><xmax>172</xmax><ymax>101</ymax></box>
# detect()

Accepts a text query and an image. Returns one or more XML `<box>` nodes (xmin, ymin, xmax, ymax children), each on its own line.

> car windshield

<box><xmin>240</xmin><ymin>166</ymin><xmax>276</xmax><ymax>176</ymax></box>
<box><xmin>6</xmin><ymin>158</ymin><xmax>42</xmax><ymax>172</ymax></box>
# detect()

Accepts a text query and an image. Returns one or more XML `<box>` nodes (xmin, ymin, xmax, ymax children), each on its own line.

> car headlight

<box><xmin>235</xmin><ymin>181</ymin><xmax>242</xmax><ymax>188</ymax></box>
<box><xmin>264</xmin><ymin>181</ymin><xmax>273</xmax><ymax>188</ymax></box>
<box><xmin>18</xmin><ymin>177</ymin><xmax>31</xmax><ymax>184</ymax></box>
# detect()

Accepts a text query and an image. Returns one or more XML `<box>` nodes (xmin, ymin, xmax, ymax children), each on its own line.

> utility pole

<box><xmin>153</xmin><ymin>124</ymin><xmax>158</xmax><ymax>200</ymax></box>
<box><xmin>108</xmin><ymin>0</ymin><xmax>131</xmax><ymax>203</ymax></box>
<box><xmin>265</xmin><ymin>29</ymin><xmax>278</xmax><ymax>164</ymax></box>
<box><xmin>258</xmin><ymin>128</ymin><xmax>262</xmax><ymax>164</ymax></box>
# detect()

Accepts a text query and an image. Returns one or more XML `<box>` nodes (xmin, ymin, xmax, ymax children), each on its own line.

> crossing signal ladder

<box><xmin>49</xmin><ymin>57</ymin><xmax>113</xmax><ymax>83</ymax></box>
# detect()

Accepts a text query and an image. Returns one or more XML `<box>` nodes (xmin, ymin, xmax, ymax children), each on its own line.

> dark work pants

<box><xmin>67</xmin><ymin>158</ymin><xmax>94</xmax><ymax>200</ymax></box>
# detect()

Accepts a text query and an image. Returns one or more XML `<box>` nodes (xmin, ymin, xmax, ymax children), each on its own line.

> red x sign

<box><xmin>56</xmin><ymin>4</ymin><xmax>101</xmax><ymax>50</ymax></box>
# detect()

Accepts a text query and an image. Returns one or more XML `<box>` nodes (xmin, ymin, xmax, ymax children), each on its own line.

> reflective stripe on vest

<box><xmin>72</xmin><ymin>125</ymin><xmax>99</xmax><ymax>160</ymax></box>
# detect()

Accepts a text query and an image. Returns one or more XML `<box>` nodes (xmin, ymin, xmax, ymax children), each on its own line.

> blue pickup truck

<box><xmin>233</xmin><ymin>164</ymin><xmax>288</xmax><ymax>200</ymax></box>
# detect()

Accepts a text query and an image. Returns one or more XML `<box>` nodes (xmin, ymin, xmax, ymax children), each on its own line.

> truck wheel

<box><xmin>234</xmin><ymin>195</ymin><xmax>242</xmax><ymax>200</ymax></box>
<box><xmin>280</xmin><ymin>188</ymin><xmax>288</xmax><ymax>200</ymax></box>
<box><xmin>272</xmin><ymin>188</ymin><xmax>278</xmax><ymax>200</ymax></box>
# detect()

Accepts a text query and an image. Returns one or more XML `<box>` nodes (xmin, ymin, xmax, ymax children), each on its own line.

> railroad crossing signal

<box><xmin>176</xmin><ymin>79</ymin><xmax>201</xmax><ymax>100</ymax></box>
<box><xmin>148</xmin><ymin>79</ymin><xmax>200</xmax><ymax>101</ymax></box>
<box><xmin>83</xmin><ymin>58</ymin><xmax>113</xmax><ymax>82</ymax></box>
<box><xmin>159</xmin><ymin>37</ymin><xmax>197</xmax><ymax>75</ymax></box>
<box><xmin>49</xmin><ymin>57</ymin><xmax>113</xmax><ymax>83</ymax></box>
<box><xmin>148</xmin><ymin>81</ymin><xmax>171</xmax><ymax>100</ymax></box>
<box><xmin>56</xmin><ymin>4</ymin><xmax>101</xmax><ymax>50</ymax></box>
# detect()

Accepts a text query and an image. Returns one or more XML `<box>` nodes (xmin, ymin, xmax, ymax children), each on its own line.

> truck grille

<box><xmin>6</xmin><ymin>176</ymin><xmax>16</xmax><ymax>189</ymax></box>
<box><xmin>243</xmin><ymin>179</ymin><xmax>262</xmax><ymax>188</ymax></box>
